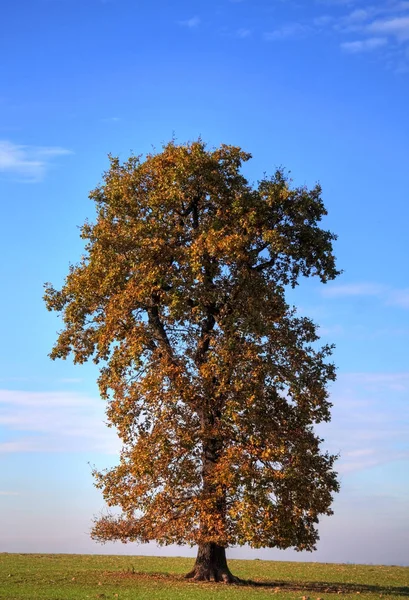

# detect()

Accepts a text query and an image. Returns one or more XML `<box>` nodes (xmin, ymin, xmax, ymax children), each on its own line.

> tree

<box><xmin>44</xmin><ymin>140</ymin><xmax>340</xmax><ymax>583</ymax></box>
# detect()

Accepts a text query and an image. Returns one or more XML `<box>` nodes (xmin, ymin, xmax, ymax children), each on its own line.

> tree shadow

<box><xmin>109</xmin><ymin>570</ymin><xmax>409</xmax><ymax>596</ymax></box>
<box><xmin>239</xmin><ymin>579</ymin><xmax>409</xmax><ymax>597</ymax></box>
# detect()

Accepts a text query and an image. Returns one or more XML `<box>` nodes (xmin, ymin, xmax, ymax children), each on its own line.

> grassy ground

<box><xmin>0</xmin><ymin>553</ymin><xmax>407</xmax><ymax>600</ymax></box>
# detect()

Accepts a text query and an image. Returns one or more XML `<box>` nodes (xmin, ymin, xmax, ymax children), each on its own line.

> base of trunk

<box><xmin>185</xmin><ymin>543</ymin><xmax>240</xmax><ymax>583</ymax></box>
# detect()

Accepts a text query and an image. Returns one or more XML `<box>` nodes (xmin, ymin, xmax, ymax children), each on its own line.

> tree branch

<box><xmin>253</xmin><ymin>257</ymin><xmax>276</xmax><ymax>272</ymax></box>
<box><xmin>147</xmin><ymin>293</ymin><xmax>174</xmax><ymax>359</ymax></box>
<box><xmin>194</xmin><ymin>309</ymin><xmax>216</xmax><ymax>366</ymax></box>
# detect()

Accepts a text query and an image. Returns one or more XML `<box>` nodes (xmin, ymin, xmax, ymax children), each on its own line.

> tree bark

<box><xmin>187</xmin><ymin>397</ymin><xmax>240</xmax><ymax>583</ymax></box>
<box><xmin>185</xmin><ymin>543</ymin><xmax>240</xmax><ymax>582</ymax></box>
<box><xmin>185</xmin><ymin>425</ymin><xmax>239</xmax><ymax>582</ymax></box>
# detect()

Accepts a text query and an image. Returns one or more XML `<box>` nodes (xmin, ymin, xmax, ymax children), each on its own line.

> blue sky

<box><xmin>0</xmin><ymin>0</ymin><xmax>408</xmax><ymax>565</ymax></box>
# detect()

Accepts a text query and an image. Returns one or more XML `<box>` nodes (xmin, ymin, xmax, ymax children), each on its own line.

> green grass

<box><xmin>0</xmin><ymin>554</ymin><xmax>407</xmax><ymax>600</ymax></box>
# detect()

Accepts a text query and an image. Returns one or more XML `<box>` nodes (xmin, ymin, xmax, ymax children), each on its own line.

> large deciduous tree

<box><xmin>44</xmin><ymin>140</ymin><xmax>340</xmax><ymax>582</ymax></box>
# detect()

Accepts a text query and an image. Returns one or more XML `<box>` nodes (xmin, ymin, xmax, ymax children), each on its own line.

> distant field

<box><xmin>0</xmin><ymin>554</ymin><xmax>408</xmax><ymax>600</ymax></box>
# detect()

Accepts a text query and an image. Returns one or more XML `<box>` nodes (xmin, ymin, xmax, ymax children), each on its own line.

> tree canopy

<box><xmin>44</xmin><ymin>140</ymin><xmax>340</xmax><ymax>582</ymax></box>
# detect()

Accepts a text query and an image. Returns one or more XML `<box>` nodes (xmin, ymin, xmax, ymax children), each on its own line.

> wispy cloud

<box><xmin>320</xmin><ymin>371</ymin><xmax>409</xmax><ymax>474</ymax></box>
<box><xmin>318</xmin><ymin>324</ymin><xmax>345</xmax><ymax>336</ymax></box>
<box><xmin>314</xmin><ymin>14</ymin><xmax>334</xmax><ymax>27</ymax></box>
<box><xmin>368</xmin><ymin>15</ymin><xmax>409</xmax><ymax>41</ymax></box>
<box><xmin>316</xmin><ymin>0</ymin><xmax>359</xmax><ymax>5</ymax></box>
<box><xmin>236</xmin><ymin>28</ymin><xmax>252</xmax><ymax>38</ymax></box>
<box><xmin>341</xmin><ymin>36</ymin><xmax>388</xmax><ymax>51</ymax></box>
<box><xmin>340</xmin><ymin>371</ymin><xmax>409</xmax><ymax>391</ymax></box>
<box><xmin>338</xmin><ymin>448</ymin><xmax>409</xmax><ymax>474</ymax></box>
<box><xmin>347</xmin><ymin>8</ymin><xmax>372</xmax><ymax>23</ymax></box>
<box><xmin>0</xmin><ymin>140</ymin><xmax>72</xmax><ymax>182</ymax></box>
<box><xmin>321</xmin><ymin>282</ymin><xmax>409</xmax><ymax>308</ymax></box>
<box><xmin>0</xmin><ymin>390</ymin><xmax>118</xmax><ymax>454</ymax></box>
<box><xmin>322</xmin><ymin>282</ymin><xmax>385</xmax><ymax>297</ymax></box>
<box><xmin>322</xmin><ymin>281</ymin><xmax>409</xmax><ymax>308</ymax></box>
<box><xmin>101</xmin><ymin>116</ymin><xmax>121</xmax><ymax>123</ymax></box>
<box><xmin>313</xmin><ymin>1</ymin><xmax>409</xmax><ymax>69</ymax></box>
<box><xmin>388</xmin><ymin>288</ymin><xmax>409</xmax><ymax>308</ymax></box>
<box><xmin>178</xmin><ymin>16</ymin><xmax>200</xmax><ymax>28</ymax></box>
<box><xmin>264</xmin><ymin>23</ymin><xmax>308</xmax><ymax>41</ymax></box>
<box><xmin>224</xmin><ymin>0</ymin><xmax>408</xmax><ymax>68</ymax></box>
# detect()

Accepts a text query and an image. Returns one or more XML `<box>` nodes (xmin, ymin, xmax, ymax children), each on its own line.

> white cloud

<box><xmin>344</xmin><ymin>447</ymin><xmax>376</xmax><ymax>458</ymax></box>
<box><xmin>236</xmin><ymin>28</ymin><xmax>252</xmax><ymax>38</ymax></box>
<box><xmin>388</xmin><ymin>288</ymin><xmax>409</xmax><ymax>308</ymax></box>
<box><xmin>0</xmin><ymin>389</ymin><xmax>91</xmax><ymax>407</ymax></box>
<box><xmin>316</xmin><ymin>0</ymin><xmax>358</xmax><ymax>5</ymax></box>
<box><xmin>333</xmin><ymin>9</ymin><xmax>376</xmax><ymax>33</ymax></box>
<box><xmin>264</xmin><ymin>23</ymin><xmax>308</xmax><ymax>41</ymax></box>
<box><xmin>347</xmin><ymin>8</ymin><xmax>371</xmax><ymax>22</ymax></box>
<box><xmin>311</xmin><ymin>1</ymin><xmax>409</xmax><ymax>69</ymax></box>
<box><xmin>0</xmin><ymin>140</ymin><xmax>72</xmax><ymax>182</ymax></box>
<box><xmin>341</xmin><ymin>36</ymin><xmax>388</xmax><ymax>51</ymax></box>
<box><xmin>318</xmin><ymin>324</ymin><xmax>344</xmax><ymax>336</ymax></box>
<box><xmin>338</xmin><ymin>449</ymin><xmax>409</xmax><ymax>474</ymax></box>
<box><xmin>0</xmin><ymin>389</ymin><xmax>119</xmax><ymax>454</ymax></box>
<box><xmin>340</xmin><ymin>371</ymin><xmax>409</xmax><ymax>391</ymax></box>
<box><xmin>322</xmin><ymin>282</ymin><xmax>385</xmax><ymax>297</ymax></box>
<box><xmin>313</xmin><ymin>15</ymin><xmax>334</xmax><ymax>27</ymax></box>
<box><xmin>322</xmin><ymin>282</ymin><xmax>409</xmax><ymax>308</ymax></box>
<box><xmin>178</xmin><ymin>16</ymin><xmax>200</xmax><ymax>28</ymax></box>
<box><xmin>341</xmin><ymin>2</ymin><xmax>409</xmax><ymax>26</ymax></box>
<box><xmin>320</xmin><ymin>372</ymin><xmax>409</xmax><ymax>474</ymax></box>
<box><xmin>316</xmin><ymin>0</ymin><xmax>354</xmax><ymax>4</ymax></box>
<box><xmin>368</xmin><ymin>15</ymin><xmax>409</xmax><ymax>41</ymax></box>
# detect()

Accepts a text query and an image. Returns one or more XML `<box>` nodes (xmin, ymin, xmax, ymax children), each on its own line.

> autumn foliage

<box><xmin>44</xmin><ymin>140</ymin><xmax>340</xmax><ymax>581</ymax></box>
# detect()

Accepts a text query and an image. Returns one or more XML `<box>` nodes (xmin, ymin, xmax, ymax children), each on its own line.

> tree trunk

<box><xmin>187</xmin><ymin>408</ymin><xmax>240</xmax><ymax>582</ymax></box>
<box><xmin>185</xmin><ymin>542</ymin><xmax>240</xmax><ymax>582</ymax></box>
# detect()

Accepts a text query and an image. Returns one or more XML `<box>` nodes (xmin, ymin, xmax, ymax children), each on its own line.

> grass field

<box><xmin>0</xmin><ymin>554</ymin><xmax>408</xmax><ymax>600</ymax></box>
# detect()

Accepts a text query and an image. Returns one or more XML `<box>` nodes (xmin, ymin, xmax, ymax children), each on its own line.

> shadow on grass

<box><xmin>237</xmin><ymin>579</ymin><xmax>409</xmax><ymax>597</ymax></box>
<box><xmin>109</xmin><ymin>571</ymin><xmax>409</xmax><ymax>596</ymax></box>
